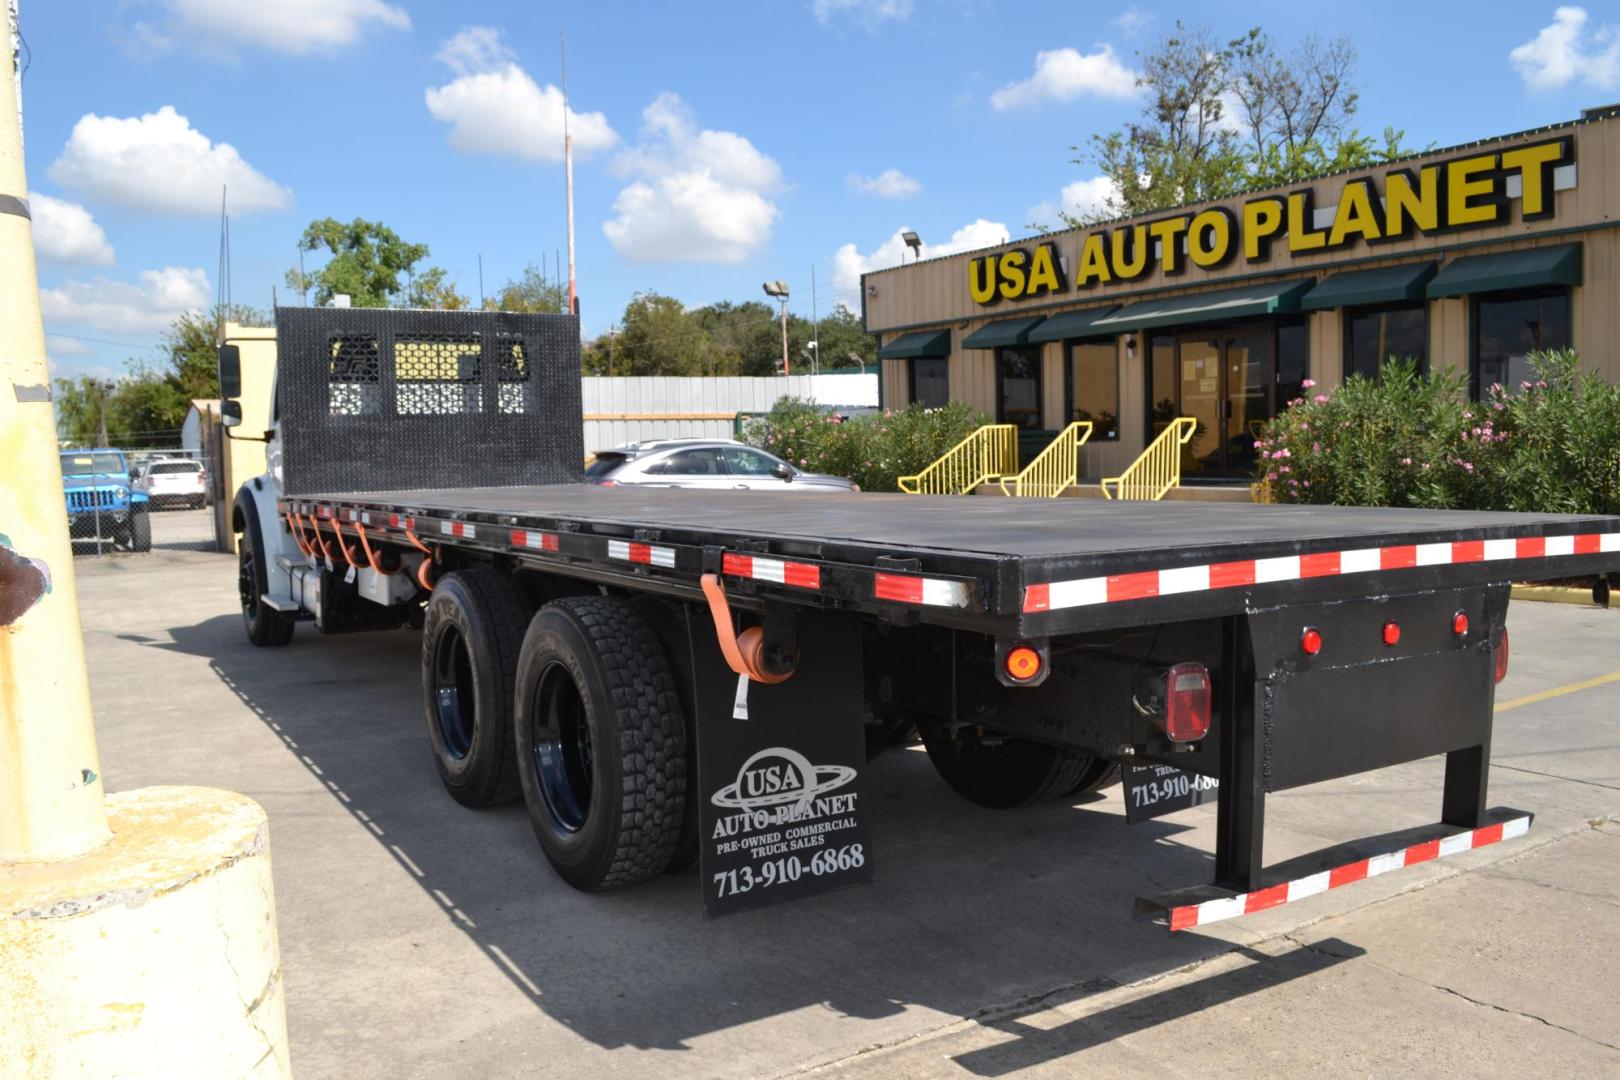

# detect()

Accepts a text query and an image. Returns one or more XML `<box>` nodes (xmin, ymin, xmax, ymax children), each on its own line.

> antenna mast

<box><xmin>562</xmin><ymin>32</ymin><xmax>577</xmax><ymax>318</ymax></box>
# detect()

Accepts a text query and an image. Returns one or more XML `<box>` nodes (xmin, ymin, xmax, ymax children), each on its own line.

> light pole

<box><xmin>762</xmin><ymin>280</ymin><xmax>790</xmax><ymax>375</ymax></box>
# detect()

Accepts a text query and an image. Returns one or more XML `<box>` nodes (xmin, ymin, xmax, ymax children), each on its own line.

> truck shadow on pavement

<box><xmin>151</xmin><ymin>614</ymin><xmax>1359</xmax><ymax>1068</ymax></box>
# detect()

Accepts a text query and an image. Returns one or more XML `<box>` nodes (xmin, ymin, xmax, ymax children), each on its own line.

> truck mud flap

<box><xmin>686</xmin><ymin>608</ymin><xmax>876</xmax><ymax>917</ymax></box>
<box><xmin>1136</xmin><ymin>808</ymin><xmax>1532</xmax><ymax>931</ymax></box>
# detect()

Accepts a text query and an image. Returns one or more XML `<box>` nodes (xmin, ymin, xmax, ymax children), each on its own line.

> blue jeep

<box><xmin>60</xmin><ymin>449</ymin><xmax>151</xmax><ymax>552</ymax></box>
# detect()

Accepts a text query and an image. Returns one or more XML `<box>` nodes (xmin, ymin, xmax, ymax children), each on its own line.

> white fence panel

<box><xmin>580</xmin><ymin>373</ymin><xmax>878</xmax><ymax>453</ymax></box>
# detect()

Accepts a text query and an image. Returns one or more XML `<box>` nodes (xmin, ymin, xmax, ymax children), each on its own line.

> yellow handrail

<box><xmin>998</xmin><ymin>421</ymin><xmax>1093</xmax><ymax>497</ymax></box>
<box><xmin>1101</xmin><ymin>417</ymin><xmax>1198</xmax><ymax>500</ymax></box>
<box><xmin>897</xmin><ymin>424</ymin><xmax>1018</xmax><ymax>495</ymax></box>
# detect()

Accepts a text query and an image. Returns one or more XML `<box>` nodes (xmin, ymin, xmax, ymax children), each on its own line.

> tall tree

<box><xmin>166</xmin><ymin>304</ymin><xmax>265</xmax><ymax>404</ymax></box>
<box><xmin>1072</xmin><ymin>23</ymin><xmax>1410</xmax><ymax>225</ymax></box>
<box><xmin>404</xmin><ymin>267</ymin><xmax>470</xmax><ymax>310</ymax></box>
<box><xmin>285</xmin><ymin>218</ymin><xmax>432</xmax><ymax>307</ymax></box>
<box><xmin>586</xmin><ymin>292</ymin><xmax>708</xmax><ymax>376</ymax></box>
<box><xmin>492</xmin><ymin>264</ymin><xmax>567</xmax><ymax>313</ymax></box>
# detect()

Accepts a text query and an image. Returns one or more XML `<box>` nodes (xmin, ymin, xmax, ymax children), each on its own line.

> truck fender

<box><xmin>232</xmin><ymin>478</ymin><xmax>296</xmax><ymax>603</ymax></box>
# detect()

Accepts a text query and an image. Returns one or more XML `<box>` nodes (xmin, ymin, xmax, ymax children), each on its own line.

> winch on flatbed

<box><xmin>220</xmin><ymin>307</ymin><xmax>1620</xmax><ymax>924</ymax></box>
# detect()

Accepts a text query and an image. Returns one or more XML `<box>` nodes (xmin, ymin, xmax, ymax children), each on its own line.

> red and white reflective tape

<box><xmin>722</xmin><ymin>553</ymin><xmax>821</xmax><ymax>590</ymax></box>
<box><xmin>439</xmin><ymin>520</ymin><xmax>476</xmax><ymax>540</ymax></box>
<box><xmin>388</xmin><ymin>513</ymin><xmax>417</xmax><ymax>531</ymax></box>
<box><xmin>874</xmin><ymin>572</ymin><xmax>971</xmax><ymax>608</ymax></box>
<box><xmin>1026</xmin><ymin>531</ymin><xmax>1620</xmax><ymax>613</ymax></box>
<box><xmin>510</xmin><ymin>529</ymin><xmax>560</xmax><ymax>553</ymax></box>
<box><xmin>1169</xmin><ymin>814</ymin><xmax>1532</xmax><ymax>932</ymax></box>
<box><xmin>315</xmin><ymin>505</ymin><xmax>333</xmax><ymax>519</ymax></box>
<box><xmin>608</xmin><ymin>539</ymin><xmax>677</xmax><ymax>568</ymax></box>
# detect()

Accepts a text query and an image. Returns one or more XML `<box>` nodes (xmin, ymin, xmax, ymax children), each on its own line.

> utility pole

<box><xmin>96</xmin><ymin>379</ymin><xmax>111</xmax><ymax>447</ymax></box>
<box><xmin>1</xmin><ymin>27</ymin><xmax>289</xmax><ymax>1071</ymax></box>
<box><xmin>810</xmin><ymin>264</ymin><xmax>820</xmax><ymax>378</ymax></box>
<box><xmin>562</xmin><ymin>33</ymin><xmax>577</xmax><ymax>318</ymax></box>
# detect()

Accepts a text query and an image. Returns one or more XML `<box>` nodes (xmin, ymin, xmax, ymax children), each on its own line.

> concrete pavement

<box><xmin>71</xmin><ymin>543</ymin><xmax>1620</xmax><ymax>1078</ymax></box>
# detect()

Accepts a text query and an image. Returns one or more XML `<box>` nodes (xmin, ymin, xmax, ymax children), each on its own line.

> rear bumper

<box><xmin>1137</xmin><ymin>809</ymin><xmax>1532</xmax><ymax>930</ymax></box>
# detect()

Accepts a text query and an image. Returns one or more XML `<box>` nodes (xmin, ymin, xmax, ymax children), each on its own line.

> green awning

<box><xmin>1090</xmin><ymin>279</ymin><xmax>1314</xmax><ymax>332</ymax></box>
<box><xmin>1025</xmin><ymin>306</ymin><xmax>1120</xmax><ymax>344</ymax></box>
<box><xmin>1301</xmin><ymin>262</ymin><xmax>1437</xmax><ymax>311</ymax></box>
<box><xmin>876</xmin><ymin>329</ymin><xmax>951</xmax><ymax>359</ymax></box>
<box><xmin>961</xmin><ymin>316</ymin><xmax>1046</xmax><ymax>349</ymax></box>
<box><xmin>1427</xmin><ymin>243</ymin><xmax>1582</xmax><ymax>299</ymax></box>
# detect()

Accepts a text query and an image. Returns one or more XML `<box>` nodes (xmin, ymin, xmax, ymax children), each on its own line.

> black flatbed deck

<box><xmin>285</xmin><ymin>485</ymin><xmax>1620</xmax><ymax>636</ymax></box>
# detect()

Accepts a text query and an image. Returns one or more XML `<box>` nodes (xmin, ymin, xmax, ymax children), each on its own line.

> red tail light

<box><xmin>1300</xmin><ymin>627</ymin><xmax>1323</xmax><ymax>655</ymax></box>
<box><xmin>1494</xmin><ymin>627</ymin><xmax>1510</xmax><ymax>684</ymax></box>
<box><xmin>1382</xmin><ymin>620</ymin><xmax>1401</xmax><ymax>647</ymax></box>
<box><xmin>1451</xmin><ymin>611</ymin><xmax>1469</xmax><ymax>637</ymax></box>
<box><xmin>1162</xmin><ymin>662</ymin><xmax>1212</xmax><ymax>743</ymax></box>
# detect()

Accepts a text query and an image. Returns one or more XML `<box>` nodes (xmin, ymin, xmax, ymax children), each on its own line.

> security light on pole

<box><xmin>762</xmin><ymin>280</ymin><xmax>791</xmax><ymax>375</ymax></box>
<box><xmin>901</xmin><ymin>230</ymin><xmax>922</xmax><ymax>262</ymax></box>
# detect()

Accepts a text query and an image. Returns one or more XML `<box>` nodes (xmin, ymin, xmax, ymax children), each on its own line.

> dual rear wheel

<box><xmin>421</xmin><ymin>575</ymin><xmax>688</xmax><ymax>891</ymax></box>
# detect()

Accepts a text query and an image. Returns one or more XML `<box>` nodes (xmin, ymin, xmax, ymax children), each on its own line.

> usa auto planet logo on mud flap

<box><xmin>707</xmin><ymin>747</ymin><xmax>866</xmax><ymax>900</ymax></box>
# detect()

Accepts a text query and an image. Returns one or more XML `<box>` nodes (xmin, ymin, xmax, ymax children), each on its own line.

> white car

<box><xmin>584</xmin><ymin>439</ymin><xmax>859</xmax><ymax>493</ymax></box>
<box><xmin>137</xmin><ymin>458</ymin><xmax>209</xmax><ymax>509</ymax></box>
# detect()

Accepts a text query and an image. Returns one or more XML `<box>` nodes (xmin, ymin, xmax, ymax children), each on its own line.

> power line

<box><xmin>47</xmin><ymin>331</ymin><xmax>168</xmax><ymax>352</ymax></box>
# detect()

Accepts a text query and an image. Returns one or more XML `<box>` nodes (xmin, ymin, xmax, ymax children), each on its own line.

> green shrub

<box><xmin>1257</xmin><ymin>349</ymin><xmax>1620</xmax><ymax>515</ymax></box>
<box><xmin>744</xmin><ymin>397</ymin><xmax>989</xmax><ymax>492</ymax></box>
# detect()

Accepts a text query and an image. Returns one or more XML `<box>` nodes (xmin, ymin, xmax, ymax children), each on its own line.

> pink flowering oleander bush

<box><xmin>744</xmin><ymin>397</ymin><xmax>988</xmax><ymax>493</ymax></box>
<box><xmin>1256</xmin><ymin>351</ymin><xmax>1620</xmax><ymax>514</ymax></box>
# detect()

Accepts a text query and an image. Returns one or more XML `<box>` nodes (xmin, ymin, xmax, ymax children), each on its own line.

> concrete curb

<box><xmin>1510</xmin><ymin>583</ymin><xmax>1607</xmax><ymax>607</ymax></box>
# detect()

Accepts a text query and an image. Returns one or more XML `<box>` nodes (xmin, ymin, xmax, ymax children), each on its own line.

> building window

<box><xmin>1345</xmin><ymin>303</ymin><xmax>1427</xmax><ymax>381</ymax></box>
<box><xmin>996</xmin><ymin>346</ymin><xmax>1043</xmax><ymax>430</ymax></box>
<box><xmin>1066</xmin><ymin>341</ymin><xmax>1118</xmax><ymax>440</ymax></box>
<box><xmin>1473</xmin><ymin>288</ymin><xmax>1571</xmax><ymax>396</ymax></box>
<box><xmin>1277</xmin><ymin>318</ymin><xmax>1309</xmax><ymax>411</ymax></box>
<box><xmin>909</xmin><ymin>357</ymin><xmax>949</xmax><ymax>408</ymax></box>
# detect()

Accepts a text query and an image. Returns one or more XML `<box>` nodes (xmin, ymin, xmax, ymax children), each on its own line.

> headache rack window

<box><xmin>328</xmin><ymin>334</ymin><xmax>382</xmax><ymax>416</ymax></box>
<box><xmin>396</xmin><ymin>334</ymin><xmax>483</xmax><ymax>416</ymax></box>
<box><xmin>278</xmin><ymin>307</ymin><xmax>584</xmax><ymax>495</ymax></box>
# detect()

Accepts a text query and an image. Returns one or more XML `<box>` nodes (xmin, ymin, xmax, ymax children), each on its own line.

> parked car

<box><xmin>136</xmin><ymin>458</ymin><xmax>209</xmax><ymax>509</ymax></box>
<box><xmin>60</xmin><ymin>448</ymin><xmax>150</xmax><ymax>550</ymax></box>
<box><xmin>585</xmin><ymin>439</ymin><xmax>859</xmax><ymax>492</ymax></box>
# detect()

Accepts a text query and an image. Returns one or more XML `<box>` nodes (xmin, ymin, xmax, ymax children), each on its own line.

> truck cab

<box><xmin>59</xmin><ymin>448</ymin><xmax>150</xmax><ymax>552</ymax></box>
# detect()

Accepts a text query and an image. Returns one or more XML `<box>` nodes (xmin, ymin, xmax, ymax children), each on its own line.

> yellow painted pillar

<box><xmin>0</xmin><ymin>36</ymin><xmax>289</xmax><ymax>1078</ymax></box>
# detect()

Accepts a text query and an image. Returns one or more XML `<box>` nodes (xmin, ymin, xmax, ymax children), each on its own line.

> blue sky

<box><xmin>19</xmin><ymin>1</ymin><xmax>1620</xmax><ymax>380</ymax></box>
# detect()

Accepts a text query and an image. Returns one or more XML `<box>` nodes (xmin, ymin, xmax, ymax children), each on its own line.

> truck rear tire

<box><xmin>921</xmin><ymin>724</ymin><xmax>1114</xmax><ymax>809</ymax></box>
<box><xmin>238</xmin><ymin>511</ymin><xmax>294</xmax><ymax>647</ymax></box>
<box><xmin>514</xmin><ymin>596</ymin><xmax>687</xmax><ymax>891</ymax></box>
<box><xmin>421</xmin><ymin>569</ymin><xmax>528</xmax><ymax>808</ymax></box>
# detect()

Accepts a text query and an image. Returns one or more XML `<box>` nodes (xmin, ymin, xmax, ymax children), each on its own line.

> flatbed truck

<box><xmin>221</xmin><ymin>308</ymin><xmax>1620</xmax><ymax>924</ymax></box>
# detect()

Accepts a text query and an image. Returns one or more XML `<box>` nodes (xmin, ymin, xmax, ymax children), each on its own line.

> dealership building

<box><xmin>866</xmin><ymin>108</ymin><xmax>1620</xmax><ymax>483</ymax></box>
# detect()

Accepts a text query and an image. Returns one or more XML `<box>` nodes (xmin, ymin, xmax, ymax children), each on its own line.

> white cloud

<box><xmin>831</xmin><ymin>219</ymin><xmax>1011</xmax><ymax>295</ymax></box>
<box><xmin>1510</xmin><ymin>6</ymin><xmax>1620</xmax><ymax>91</ymax></box>
<box><xmin>45</xmin><ymin>334</ymin><xmax>95</xmax><ymax>357</ymax></box>
<box><xmin>41</xmin><ymin>267</ymin><xmax>211</xmax><ymax>335</ymax></box>
<box><xmin>1112</xmin><ymin>7</ymin><xmax>1150</xmax><ymax>34</ymax></box>
<box><xmin>849</xmin><ymin>168</ymin><xmax>921</xmax><ymax>198</ymax></box>
<box><xmin>425</xmin><ymin>28</ymin><xmax>617</xmax><ymax>163</ymax></box>
<box><xmin>48</xmin><ymin>106</ymin><xmax>290</xmax><ymax>215</ymax></box>
<box><xmin>29</xmin><ymin>193</ymin><xmax>115</xmax><ymax>266</ymax></box>
<box><xmin>1027</xmin><ymin>175</ymin><xmax>1121</xmax><ymax>228</ymax></box>
<box><xmin>813</xmin><ymin>0</ymin><xmax>913</xmax><ymax>27</ymax></box>
<box><xmin>603</xmin><ymin>93</ymin><xmax>783</xmax><ymax>263</ymax></box>
<box><xmin>991</xmin><ymin>45</ymin><xmax>1140</xmax><ymax>110</ymax></box>
<box><xmin>147</xmin><ymin>0</ymin><xmax>409</xmax><ymax>55</ymax></box>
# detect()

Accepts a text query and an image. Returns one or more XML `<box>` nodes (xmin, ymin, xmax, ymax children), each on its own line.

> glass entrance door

<box><xmin>1156</xmin><ymin>326</ymin><xmax>1276</xmax><ymax>477</ymax></box>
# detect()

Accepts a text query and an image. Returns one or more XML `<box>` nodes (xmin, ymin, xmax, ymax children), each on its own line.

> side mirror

<box><xmin>218</xmin><ymin>344</ymin><xmax>242</xmax><ymax>399</ymax></box>
<box><xmin>771</xmin><ymin>462</ymin><xmax>794</xmax><ymax>481</ymax></box>
<box><xmin>221</xmin><ymin>399</ymin><xmax>243</xmax><ymax>429</ymax></box>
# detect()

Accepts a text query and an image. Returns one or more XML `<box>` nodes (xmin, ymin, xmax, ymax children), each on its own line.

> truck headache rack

<box><xmin>275</xmin><ymin>307</ymin><xmax>584</xmax><ymax>497</ymax></box>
